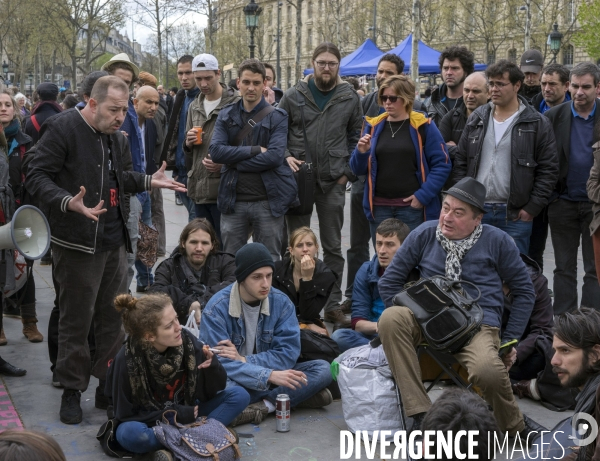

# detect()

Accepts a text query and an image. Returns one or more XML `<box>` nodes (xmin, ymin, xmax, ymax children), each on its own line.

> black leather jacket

<box><xmin>423</xmin><ymin>83</ymin><xmax>463</xmax><ymax>127</ymax></box>
<box><xmin>453</xmin><ymin>97</ymin><xmax>559</xmax><ymax>219</ymax></box>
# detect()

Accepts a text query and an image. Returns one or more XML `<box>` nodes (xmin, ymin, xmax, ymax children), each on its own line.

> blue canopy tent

<box><xmin>303</xmin><ymin>38</ymin><xmax>383</xmax><ymax>76</ymax></box>
<box><xmin>339</xmin><ymin>34</ymin><xmax>487</xmax><ymax>75</ymax></box>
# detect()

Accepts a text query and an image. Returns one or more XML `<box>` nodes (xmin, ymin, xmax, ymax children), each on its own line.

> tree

<box><xmin>573</xmin><ymin>0</ymin><xmax>598</xmax><ymax>59</ymax></box>
<box><xmin>131</xmin><ymin>0</ymin><xmax>198</xmax><ymax>83</ymax></box>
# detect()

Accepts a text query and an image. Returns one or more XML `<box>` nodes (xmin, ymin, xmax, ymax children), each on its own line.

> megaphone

<box><xmin>0</xmin><ymin>205</ymin><xmax>51</xmax><ymax>260</ymax></box>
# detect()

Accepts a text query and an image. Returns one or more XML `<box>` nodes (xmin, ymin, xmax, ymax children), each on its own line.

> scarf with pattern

<box><xmin>435</xmin><ymin>224</ymin><xmax>483</xmax><ymax>281</ymax></box>
<box><xmin>125</xmin><ymin>329</ymin><xmax>197</xmax><ymax>411</ymax></box>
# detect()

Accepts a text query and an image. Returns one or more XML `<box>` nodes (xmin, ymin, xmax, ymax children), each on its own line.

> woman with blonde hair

<box><xmin>0</xmin><ymin>429</ymin><xmax>66</xmax><ymax>461</ymax></box>
<box><xmin>350</xmin><ymin>74</ymin><xmax>451</xmax><ymax>240</ymax></box>
<box><xmin>272</xmin><ymin>226</ymin><xmax>337</xmax><ymax>334</ymax></box>
<box><xmin>105</xmin><ymin>293</ymin><xmax>249</xmax><ymax>459</ymax></box>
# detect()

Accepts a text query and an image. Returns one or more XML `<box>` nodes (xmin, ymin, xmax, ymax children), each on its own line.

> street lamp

<box><xmin>547</xmin><ymin>23</ymin><xmax>563</xmax><ymax>64</ymax></box>
<box><xmin>276</xmin><ymin>2</ymin><xmax>282</xmax><ymax>85</ymax></box>
<box><xmin>519</xmin><ymin>0</ymin><xmax>531</xmax><ymax>51</ymax></box>
<box><xmin>2</xmin><ymin>61</ymin><xmax>8</xmax><ymax>81</ymax></box>
<box><xmin>28</xmin><ymin>72</ymin><xmax>33</xmax><ymax>94</ymax></box>
<box><xmin>243</xmin><ymin>0</ymin><xmax>263</xmax><ymax>59</ymax></box>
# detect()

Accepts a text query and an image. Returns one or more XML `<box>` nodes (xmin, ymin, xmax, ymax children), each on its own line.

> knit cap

<box><xmin>235</xmin><ymin>243</ymin><xmax>275</xmax><ymax>283</ymax></box>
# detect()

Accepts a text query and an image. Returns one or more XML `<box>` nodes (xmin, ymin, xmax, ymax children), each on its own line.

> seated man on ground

<box><xmin>421</xmin><ymin>388</ymin><xmax>499</xmax><ymax>461</ymax></box>
<box><xmin>378</xmin><ymin>177</ymin><xmax>539</xmax><ymax>438</ymax></box>
<box><xmin>551</xmin><ymin>308</ymin><xmax>600</xmax><ymax>461</ymax></box>
<box><xmin>151</xmin><ymin>218</ymin><xmax>236</xmax><ymax>325</ymax></box>
<box><xmin>332</xmin><ymin>218</ymin><xmax>410</xmax><ymax>352</ymax></box>
<box><xmin>200</xmin><ymin>243</ymin><xmax>333</xmax><ymax>427</ymax></box>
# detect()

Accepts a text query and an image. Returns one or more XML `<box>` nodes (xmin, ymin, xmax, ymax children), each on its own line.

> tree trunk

<box><xmin>411</xmin><ymin>0</ymin><xmax>420</xmax><ymax>95</ymax></box>
<box><xmin>295</xmin><ymin>0</ymin><xmax>303</xmax><ymax>82</ymax></box>
<box><xmin>51</xmin><ymin>49</ymin><xmax>57</xmax><ymax>86</ymax></box>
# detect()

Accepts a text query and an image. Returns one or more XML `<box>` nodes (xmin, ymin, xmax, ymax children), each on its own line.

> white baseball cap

<box><xmin>192</xmin><ymin>54</ymin><xmax>219</xmax><ymax>72</ymax></box>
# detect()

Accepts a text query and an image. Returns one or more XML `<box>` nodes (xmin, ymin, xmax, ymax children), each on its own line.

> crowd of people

<box><xmin>0</xmin><ymin>38</ymin><xmax>598</xmax><ymax>460</ymax></box>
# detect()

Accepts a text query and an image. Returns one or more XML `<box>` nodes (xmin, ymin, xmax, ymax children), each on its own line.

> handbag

<box><xmin>393</xmin><ymin>275</ymin><xmax>483</xmax><ymax>354</ymax></box>
<box><xmin>96</xmin><ymin>419</ymin><xmax>133</xmax><ymax>458</ymax></box>
<box><xmin>137</xmin><ymin>218</ymin><xmax>159</xmax><ymax>270</ymax></box>
<box><xmin>153</xmin><ymin>410</ymin><xmax>241</xmax><ymax>460</ymax></box>
<box><xmin>298</xmin><ymin>328</ymin><xmax>340</xmax><ymax>363</ymax></box>
<box><xmin>286</xmin><ymin>92</ymin><xmax>314</xmax><ymax>216</ymax></box>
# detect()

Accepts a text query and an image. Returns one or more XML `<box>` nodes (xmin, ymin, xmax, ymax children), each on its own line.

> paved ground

<box><xmin>0</xmin><ymin>189</ymin><xmax>583</xmax><ymax>460</ymax></box>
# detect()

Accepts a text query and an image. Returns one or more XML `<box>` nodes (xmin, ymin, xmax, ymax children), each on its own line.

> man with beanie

<box><xmin>200</xmin><ymin>242</ymin><xmax>333</xmax><ymax>427</ymax></box>
<box><xmin>24</xmin><ymin>82</ymin><xmax>62</xmax><ymax>143</ymax></box>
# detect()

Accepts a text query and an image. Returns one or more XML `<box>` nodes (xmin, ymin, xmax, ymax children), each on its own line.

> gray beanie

<box><xmin>235</xmin><ymin>243</ymin><xmax>275</xmax><ymax>283</ymax></box>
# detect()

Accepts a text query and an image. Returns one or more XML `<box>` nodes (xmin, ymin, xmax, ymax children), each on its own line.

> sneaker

<box><xmin>95</xmin><ymin>381</ymin><xmax>110</xmax><ymax>410</ymax></box>
<box><xmin>136</xmin><ymin>285</ymin><xmax>150</xmax><ymax>293</ymax></box>
<box><xmin>295</xmin><ymin>388</ymin><xmax>333</xmax><ymax>409</ymax></box>
<box><xmin>175</xmin><ymin>195</ymin><xmax>183</xmax><ymax>206</ymax></box>
<box><xmin>339</xmin><ymin>299</ymin><xmax>352</xmax><ymax>314</ymax></box>
<box><xmin>345</xmin><ymin>182</ymin><xmax>352</xmax><ymax>192</ymax></box>
<box><xmin>152</xmin><ymin>449</ymin><xmax>173</xmax><ymax>461</ymax></box>
<box><xmin>60</xmin><ymin>389</ymin><xmax>82</xmax><ymax>424</ymax></box>
<box><xmin>323</xmin><ymin>308</ymin><xmax>351</xmax><ymax>330</ymax></box>
<box><xmin>52</xmin><ymin>370</ymin><xmax>63</xmax><ymax>388</ymax></box>
<box><xmin>230</xmin><ymin>401</ymin><xmax>268</xmax><ymax>427</ymax></box>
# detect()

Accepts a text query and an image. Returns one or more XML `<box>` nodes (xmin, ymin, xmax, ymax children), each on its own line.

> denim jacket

<box><xmin>199</xmin><ymin>283</ymin><xmax>300</xmax><ymax>391</ymax></box>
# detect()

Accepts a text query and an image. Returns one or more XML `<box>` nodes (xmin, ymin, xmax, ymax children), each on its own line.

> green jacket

<box><xmin>184</xmin><ymin>84</ymin><xmax>240</xmax><ymax>204</ymax></box>
<box><xmin>278</xmin><ymin>75</ymin><xmax>363</xmax><ymax>193</ymax></box>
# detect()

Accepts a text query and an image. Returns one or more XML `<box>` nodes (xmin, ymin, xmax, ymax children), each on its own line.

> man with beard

<box><xmin>424</xmin><ymin>46</ymin><xmax>475</xmax><ymax>126</ymax></box>
<box><xmin>339</xmin><ymin>53</ymin><xmax>425</xmax><ymax>317</ymax></box>
<box><xmin>151</xmin><ymin>218</ymin><xmax>236</xmax><ymax>325</ymax></box>
<box><xmin>279</xmin><ymin>42</ymin><xmax>363</xmax><ymax>329</ymax></box>
<box><xmin>519</xmin><ymin>49</ymin><xmax>544</xmax><ymax>104</ymax></box>
<box><xmin>545</xmin><ymin>62</ymin><xmax>600</xmax><ymax>314</ymax></box>
<box><xmin>551</xmin><ymin>307</ymin><xmax>600</xmax><ymax>461</ymax></box>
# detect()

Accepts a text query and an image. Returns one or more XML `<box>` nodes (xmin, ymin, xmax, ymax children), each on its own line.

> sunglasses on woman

<box><xmin>381</xmin><ymin>95</ymin><xmax>400</xmax><ymax>103</ymax></box>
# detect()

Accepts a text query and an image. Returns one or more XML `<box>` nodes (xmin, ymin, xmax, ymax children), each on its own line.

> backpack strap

<box><xmin>233</xmin><ymin>104</ymin><xmax>275</xmax><ymax>146</ymax></box>
<box><xmin>30</xmin><ymin>115</ymin><xmax>41</xmax><ymax>132</ymax></box>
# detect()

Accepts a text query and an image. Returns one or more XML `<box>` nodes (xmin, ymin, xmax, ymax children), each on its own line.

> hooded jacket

<box><xmin>184</xmin><ymin>83</ymin><xmax>240</xmax><ymax>204</ymax></box>
<box><xmin>349</xmin><ymin>111</ymin><xmax>451</xmax><ymax>222</ymax></box>
<box><xmin>278</xmin><ymin>75</ymin><xmax>363</xmax><ymax>193</ymax></box>
<box><xmin>24</xmin><ymin>101</ymin><xmax>62</xmax><ymax>143</ymax></box>
<box><xmin>453</xmin><ymin>97</ymin><xmax>559</xmax><ymax>219</ymax></box>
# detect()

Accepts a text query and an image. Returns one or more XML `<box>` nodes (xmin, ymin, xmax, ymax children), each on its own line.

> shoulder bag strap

<box><xmin>296</xmin><ymin>92</ymin><xmax>312</xmax><ymax>165</ymax></box>
<box><xmin>232</xmin><ymin>104</ymin><xmax>275</xmax><ymax>146</ymax></box>
<box><xmin>30</xmin><ymin>115</ymin><xmax>41</xmax><ymax>132</ymax></box>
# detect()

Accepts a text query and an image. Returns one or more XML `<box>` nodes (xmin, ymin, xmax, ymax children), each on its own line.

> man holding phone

<box><xmin>184</xmin><ymin>53</ymin><xmax>240</xmax><ymax>242</ymax></box>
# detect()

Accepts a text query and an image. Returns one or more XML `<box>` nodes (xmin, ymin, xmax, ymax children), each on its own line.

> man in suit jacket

<box><xmin>545</xmin><ymin>62</ymin><xmax>600</xmax><ymax>314</ymax></box>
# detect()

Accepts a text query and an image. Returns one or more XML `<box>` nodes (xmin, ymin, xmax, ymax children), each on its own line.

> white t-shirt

<box><xmin>493</xmin><ymin>111</ymin><xmax>519</xmax><ymax>146</ymax></box>
<box><xmin>203</xmin><ymin>97</ymin><xmax>221</xmax><ymax>117</ymax></box>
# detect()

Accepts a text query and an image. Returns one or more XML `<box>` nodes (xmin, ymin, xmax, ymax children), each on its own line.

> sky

<box><xmin>122</xmin><ymin>11</ymin><xmax>208</xmax><ymax>49</ymax></box>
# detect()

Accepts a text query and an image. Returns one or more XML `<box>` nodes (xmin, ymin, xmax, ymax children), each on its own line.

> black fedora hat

<box><xmin>443</xmin><ymin>177</ymin><xmax>486</xmax><ymax>213</ymax></box>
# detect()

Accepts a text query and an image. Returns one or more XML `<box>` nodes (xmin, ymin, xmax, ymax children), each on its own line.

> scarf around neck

<box><xmin>435</xmin><ymin>224</ymin><xmax>483</xmax><ymax>280</ymax></box>
<box><xmin>124</xmin><ymin>329</ymin><xmax>197</xmax><ymax>411</ymax></box>
<box><xmin>4</xmin><ymin>119</ymin><xmax>20</xmax><ymax>157</ymax></box>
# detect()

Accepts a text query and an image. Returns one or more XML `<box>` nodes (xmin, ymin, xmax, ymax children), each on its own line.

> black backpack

<box><xmin>298</xmin><ymin>329</ymin><xmax>340</xmax><ymax>363</ymax></box>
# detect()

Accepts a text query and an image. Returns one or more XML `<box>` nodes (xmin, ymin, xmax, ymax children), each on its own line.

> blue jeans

<box><xmin>135</xmin><ymin>195</ymin><xmax>155</xmax><ymax>287</ymax></box>
<box><xmin>369</xmin><ymin>205</ymin><xmax>424</xmax><ymax>245</ymax></box>
<box><xmin>221</xmin><ymin>201</ymin><xmax>283</xmax><ymax>260</ymax></box>
<box><xmin>115</xmin><ymin>387</ymin><xmax>250</xmax><ymax>454</ymax></box>
<box><xmin>126</xmin><ymin>196</ymin><xmax>142</xmax><ymax>289</ymax></box>
<box><xmin>195</xmin><ymin>203</ymin><xmax>221</xmax><ymax>244</ymax></box>
<box><xmin>482</xmin><ymin>204</ymin><xmax>533</xmax><ymax>255</ymax></box>
<box><xmin>175</xmin><ymin>173</ymin><xmax>196</xmax><ymax>222</ymax></box>
<box><xmin>233</xmin><ymin>360</ymin><xmax>332</xmax><ymax>407</ymax></box>
<box><xmin>331</xmin><ymin>329</ymin><xmax>377</xmax><ymax>353</ymax></box>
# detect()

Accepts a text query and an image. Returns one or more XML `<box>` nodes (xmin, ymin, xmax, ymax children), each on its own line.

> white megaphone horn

<box><xmin>0</xmin><ymin>205</ymin><xmax>51</xmax><ymax>260</ymax></box>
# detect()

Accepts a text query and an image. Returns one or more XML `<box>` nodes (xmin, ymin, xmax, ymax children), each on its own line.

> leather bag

<box><xmin>286</xmin><ymin>92</ymin><xmax>314</xmax><ymax>216</ymax></box>
<box><xmin>393</xmin><ymin>275</ymin><xmax>483</xmax><ymax>354</ymax></box>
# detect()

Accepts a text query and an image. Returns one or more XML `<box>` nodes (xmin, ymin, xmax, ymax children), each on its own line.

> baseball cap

<box><xmin>192</xmin><ymin>54</ymin><xmax>219</xmax><ymax>72</ymax></box>
<box><xmin>520</xmin><ymin>50</ymin><xmax>544</xmax><ymax>73</ymax></box>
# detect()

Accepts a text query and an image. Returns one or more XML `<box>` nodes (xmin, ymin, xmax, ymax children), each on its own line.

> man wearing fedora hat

<box><xmin>377</xmin><ymin>177</ymin><xmax>541</xmax><ymax>440</ymax></box>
